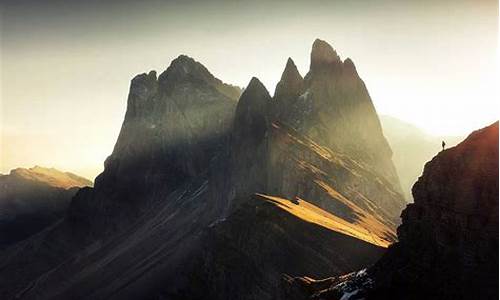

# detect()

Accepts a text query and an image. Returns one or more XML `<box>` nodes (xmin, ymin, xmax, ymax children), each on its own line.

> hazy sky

<box><xmin>1</xmin><ymin>0</ymin><xmax>498</xmax><ymax>180</ymax></box>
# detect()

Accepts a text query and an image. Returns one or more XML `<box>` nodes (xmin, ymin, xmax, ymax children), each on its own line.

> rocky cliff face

<box><xmin>230</xmin><ymin>39</ymin><xmax>405</xmax><ymax>224</ymax></box>
<box><xmin>380</xmin><ymin>115</ymin><xmax>464</xmax><ymax>201</ymax></box>
<box><xmin>371</xmin><ymin>121</ymin><xmax>499</xmax><ymax>300</ymax></box>
<box><xmin>280</xmin><ymin>121</ymin><xmax>499</xmax><ymax>300</ymax></box>
<box><xmin>0</xmin><ymin>166</ymin><xmax>91</xmax><ymax>247</ymax></box>
<box><xmin>230</xmin><ymin>77</ymin><xmax>273</xmax><ymax>202</ymax></box>
<box><xmin>0</xmin><ymin>40</ymin><xmax>405</xmax><ymax>300</ymax></box>
<box><xmin>70</xmin><ymin>55</ymin><xmax>241</xmax><ymax>234</ymax></box>
<box><xmin>187</xmin><ymin>194</ymin><xmax>386</xmax><ymax>300</ymax></box>
<box><xmin>273</xmin><ymin>39</ymin><xmax>401</xmax><ymax>191</ymax></box>
<box><xmin>0</xmin><ymin>56</ymin><xmax>241</xmax><ymax>299</ymax></box>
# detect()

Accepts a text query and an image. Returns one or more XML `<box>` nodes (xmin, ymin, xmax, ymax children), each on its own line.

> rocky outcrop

<box><xmin>267</xmin><ymin>122</ymin><xmax>404</xmax><ymax>231</ymax></box>
<box><xmin>231</xmin><ymin>77</ymin><xmax>273</xmax><ymax>202</ymax></box>
<box><xmin>185</xmin><ymin>194</ymin><xmax>386</xmax><ymax>300</ymax></box>
<box><xmin>272</xmin><ymin>39</ymin><xmax>402</xmax><ymax>195</ymax></box>
<box><xmin>0</xmin><ymin>166</ymin><xmax>91</xmax><ymax>247</ymax></box>
<box><xmin>274</xmin><ymin>58</ymin><xmax>305</xmax><ymax>120</ymax></box>
<box><xmin>280</xmin><ymin>121</ymin><xmax>499</xmax><ymax>300</ymax></box>
<box><xmin>380</xmin><ymin>115</ymin><xmax>464</xmax><ymax>201</ymax></box>
<box><xmin>0</xmin><ymin>56</ymin><xmax>242</xmax><ymax>299</ymax></box>
<box><xmin>70</xmin><ymin>55</ymin><xmax>241</xmax><ymax>234</ymax></box>
<box><xmin>309</xmin><ymin>39</ymin><xmax>342</xmax><ymax>72</ymax></box>
<box><xmin>370</xmin><ymin>121</ymin><xmax>499</xmax><ymax>300</ymax></box>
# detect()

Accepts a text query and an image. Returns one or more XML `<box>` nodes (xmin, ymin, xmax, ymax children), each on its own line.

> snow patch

<box><xmin>356</xmin><ymin>268</ymin><xmax>367</xmax><ymax>278</ymax></box>
<box><xmin>209</xmin><ymin>218</ymin><xmax>226</xmax><ymax>228</ymax></box>
<box><xmin>340</xmin><ymin>289</ymin><xmax>360</xmax><ymax>300</ymax></box>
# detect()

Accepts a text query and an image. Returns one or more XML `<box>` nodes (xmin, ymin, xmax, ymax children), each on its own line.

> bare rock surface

<box><xmin>0</xmin><ymin>40</ymin><xmax>406</xmax><ymax>300</ymax></box>
<box><xmin>279</xmin><ymin>122</ymin><xmax>499</xmax><ymax>300</ymax></box>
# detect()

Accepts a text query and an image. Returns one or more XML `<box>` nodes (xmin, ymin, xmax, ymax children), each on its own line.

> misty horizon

<box><xmin>0</xmin><ymin>2</ymin><xmax>498</xmax><ymax>299</ymax></box>
<box><xmin>1</xmin><ymin>0</ymin><xmax>498</xmax><ymax>179</ymax></box>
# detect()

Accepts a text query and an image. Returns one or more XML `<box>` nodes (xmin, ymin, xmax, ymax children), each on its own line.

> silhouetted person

<box><xmin>442</xmin><ymin>140</ymin><xmax>446</xmax><ymax>151</ymax></box>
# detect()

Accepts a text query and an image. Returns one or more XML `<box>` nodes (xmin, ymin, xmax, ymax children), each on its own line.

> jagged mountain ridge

<box><xmin>0</xmin><ymin>40</ymin><xmax>405</xmax><ymax>300</ymax></box>
<box><xmin>274</xmin><ymin>39</ymin><xmax>401</xmax><ymax>191</ymax></box>
<box><xmin>72</xmin><ymin>55</ymin><xmax>241</xmax><ymax>234</ymax></box>
<box><xmin>0</xmin><ymin>55</ymin><xmax>242</xmax><ymax>299</ymax></box>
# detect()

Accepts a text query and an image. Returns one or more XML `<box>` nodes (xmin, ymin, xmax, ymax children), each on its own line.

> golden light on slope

<box><xmin>256</xmin><ymin>193</ymin><xmax>392</xmax><ymax>248</ymax></box>
<box><xmin>12</xmin><ymin>166</ymin><xmax>92</xmax><ymax>189</ymax></box>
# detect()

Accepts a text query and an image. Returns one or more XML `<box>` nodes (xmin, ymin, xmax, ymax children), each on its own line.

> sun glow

<box><xmin>1</xmin><ymin>0</ymin><xmax>497</xmax><ymax>179</ymax></box>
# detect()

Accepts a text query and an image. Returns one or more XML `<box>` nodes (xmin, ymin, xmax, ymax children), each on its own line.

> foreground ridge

<box><xmin>280</xmin><ymin>121</ymin><xmax>499</xmax><ymax>300</ymax></box>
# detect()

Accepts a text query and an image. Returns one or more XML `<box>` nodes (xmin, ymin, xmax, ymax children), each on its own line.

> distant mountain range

<box><xmin>0</xmin><ymin>166</ymin><xmax>92</xmax><ymax>246</ymax></box>
<box><xmin>380</xmin><ymin>115</ymin><xmax>464</xmax><ymax>201</ymax></box>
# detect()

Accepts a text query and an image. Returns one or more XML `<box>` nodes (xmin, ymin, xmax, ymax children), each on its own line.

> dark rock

<box><xmin>73</xmin><ymin>54</ymin><xmax>241</xmax><ymax>234</ymax></box>
<box><xmin>230</xmin><ymin>77</ymin><xmax>273</xmax><ymax>202</ymax></box>
<box><xmin>274</xmin><ymin>58</ymin><xmax>304</xmax><ymax>106</ymax></box>
<box><xmin>274</xmin><ymin>39</ymin><xmax>402</xmax><ymax>195</ymax></box>
<box><xmin>380</xmin><ymin>115</ymin><xmax>464</xmax><ymax>201</ymax></box>
<box><xmin>182</xmin><ymin>195</ymin><xmax>385</xmax><ymax>300</ymax></box>
<box><xmin>0</xmin><ymin>55</ymin><xmax>242</xmax><ymax>300</ymax></box>
<box><xmin>0</xmin><ymin>40</ymin><xmax>406</xmax><ymax>300</ymax></box>
<box><xmin>370</xmin><ymin>121</ymin><xmax>499</xmax><ymax>300</ymax></box>
<box><xmin>233</xmin><ymin>77</ymin><xmax>272</xmax><ymax>147</ymax></box>
<box><xmin>279</xmin><ymin>122</ymin><xmax>499</xmax><ymax>300</ymax></box>
<box><xmin>310</xmin><ymin>38</ymin><xmax>342</xmax><ymax>72</ymax></box>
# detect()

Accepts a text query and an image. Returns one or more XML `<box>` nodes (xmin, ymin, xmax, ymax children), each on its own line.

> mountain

<box><xmin>275</xmin><ymin>40</ymin><xmax>402</xmax><ymax>191</ymax></box>
<box><xmin>380</xmin><ymin>115</ymin><xmax>463</xmax><ymax>201</ymax></box>
<box><xmin>0</xmin><ymin>40</ymin><xmax>405</xmax><ymax>299</ymax></box>
<box><xmin>0</xmin><ymin>166</ymin><xmax>92</xmax><ymax>246</ymax></box>
<box><xmin>280</xmin><ymin>121</ymin><xmax>498</xmax><ymax>300</ymax></box>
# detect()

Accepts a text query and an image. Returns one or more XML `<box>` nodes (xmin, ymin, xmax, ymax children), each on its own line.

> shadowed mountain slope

<box><xmin>0</xmin><ymin>166</ymin><xmax>91</xmax><ymax>247</ymax></box>
<box><xmin>370</xmin><ymin>121</ymin><xmax>499</xmax><ymax>300</ymax></box>
<box><xmin>0</xmin><ymin>40</ymin><xmax>405</xmax><ymax>300</ymax></box>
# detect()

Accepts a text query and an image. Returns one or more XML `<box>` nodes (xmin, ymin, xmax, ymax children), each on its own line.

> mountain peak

<box><xmin>159</xmin><ymin>54</ymin><xmax>211</xmax><ymax>83</ymax></box>
<box><xmin>282</xmin><ymin>58</ymin><xmax>302</xmax><ymax>81</ymax></box>
<box><xmin>343</xmin><ymin>57</ymin><xmax>357</xmax><ymax>73</ymax></box>
<box><xmin>310</xmin><ymin>38</ymin><xmax>341</xmax><ymax>71</ymax></box>
<box><xmin>130</xmin><ymin>70</ymin><xmax>158</xmax><ymax>89</ymax></box>
<box><xmin>246</xmin><ymin>77</ymin><xmax>269</xmax><ymax>95</ymax></box>
<box><xmin>274</xmin><ymin>57</ymin><xmax>304</xmax><ymax>102</ymax></box>
<box><xmin>170</xmin><ymin>54</ymin><xmax>199</xmax><ymax>69</ymax></box>
<box><xmin>234</xmin><ymin>77</ymin><xmax>271</xmax><ymax>126</ymax></box>
<box><xmin>156</xmin><ymin>55</ymin><xmax>241</xmax><ymax>100</ymax></box>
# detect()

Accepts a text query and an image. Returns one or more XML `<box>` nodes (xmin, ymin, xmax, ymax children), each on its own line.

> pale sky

<box><xmin>1</xmin><ymin>0</ymin><xmax>498</xmax><ymax>180</ymax></box>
